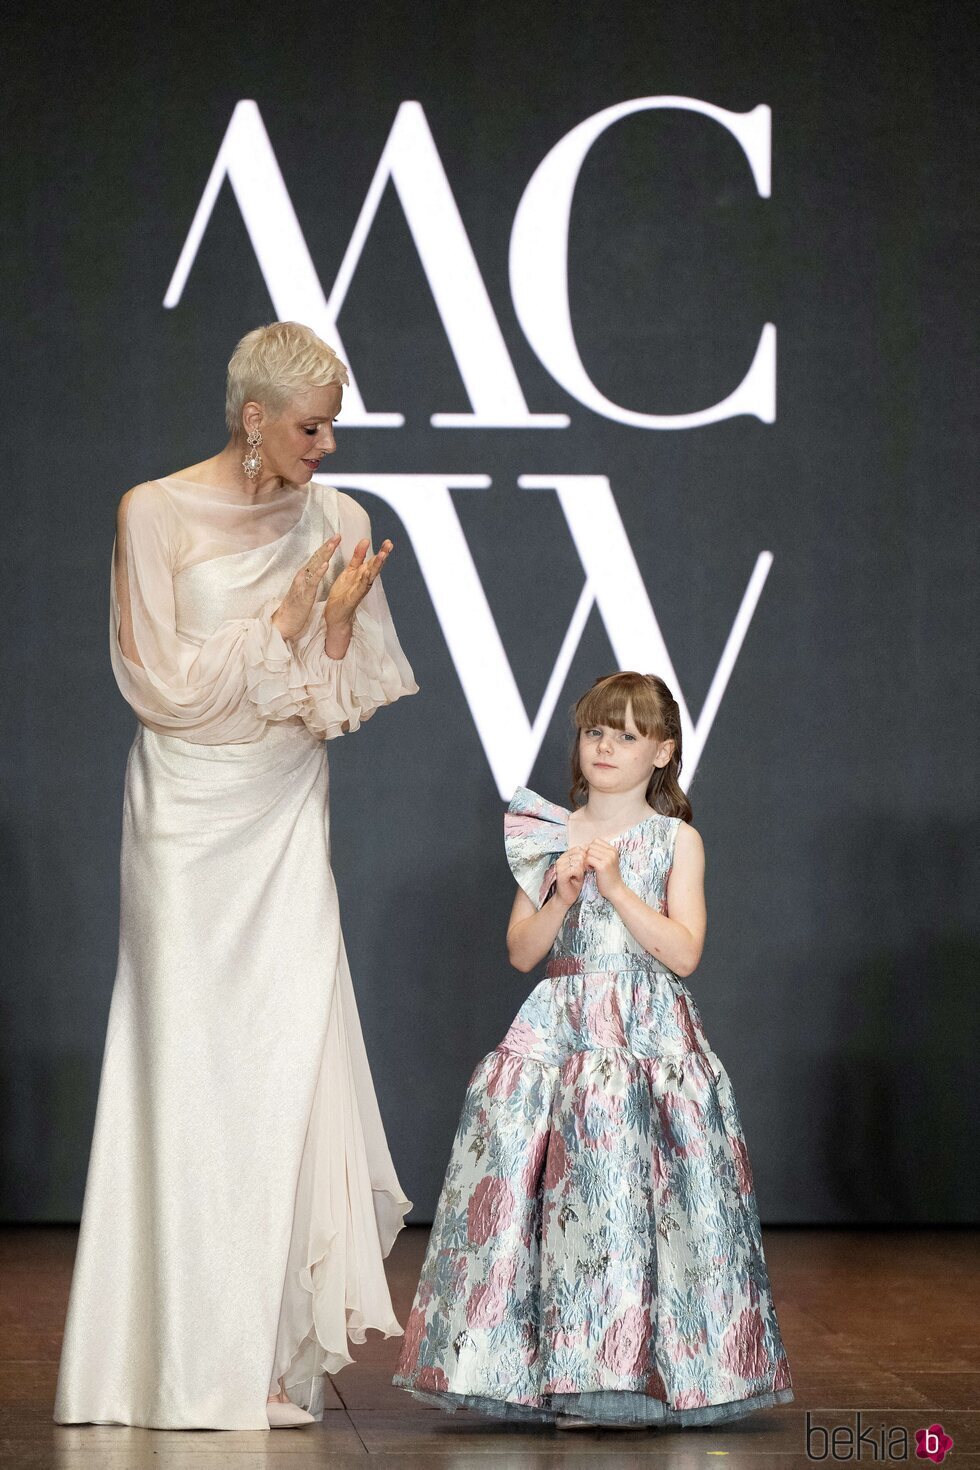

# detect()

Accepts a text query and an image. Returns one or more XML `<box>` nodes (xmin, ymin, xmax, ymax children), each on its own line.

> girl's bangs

<box><xmin>575</xmin><ymin>674</ymin><xmax>662</xmax><ymax>738</ymax></box>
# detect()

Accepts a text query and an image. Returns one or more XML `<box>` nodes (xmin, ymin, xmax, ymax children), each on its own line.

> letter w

<box><xmin>327</xmin><ymin>473</ymin><xmax>772</xmax><ymax>796</ymax></box>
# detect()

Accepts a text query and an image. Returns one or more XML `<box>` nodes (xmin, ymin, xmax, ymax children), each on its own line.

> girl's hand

<box><xmin>554</xmin><ymin>845</ymin><xmax>587</xmax><ymax>907</ymax></box>
<box><xmin>586</xmin><ymin>838</ymin><xmax>625</xmax><ymax>901</ymax></box>
<box><xmin>272</xmin><ymin>535</ymin><xmax>342</xmax><ymax>641</ymax></box>
<box><xmin>323</xmin><ymin>537</ymin><xmax>394</xmax><ymax>630</ymax></box>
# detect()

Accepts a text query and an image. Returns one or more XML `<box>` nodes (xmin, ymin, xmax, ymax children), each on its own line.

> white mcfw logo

<box><xmin>165</xmin><ymin>97</ymin><xmax>775</xmax><ymax>795</ymax></box>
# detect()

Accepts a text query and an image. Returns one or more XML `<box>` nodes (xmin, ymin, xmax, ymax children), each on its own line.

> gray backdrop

<box><xmin>1</xmin><ymin>0</ymin><xmax>977</xmax><ymax>1223</ymax></box>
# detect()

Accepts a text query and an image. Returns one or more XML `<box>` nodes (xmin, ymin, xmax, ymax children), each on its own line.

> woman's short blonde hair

<box><xmin>225</xmin><ymin>321</ymin><xmax>350</xmax><ymax>433</ymax></box>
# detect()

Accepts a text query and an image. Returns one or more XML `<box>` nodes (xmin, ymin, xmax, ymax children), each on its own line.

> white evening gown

<box><xmin>54</xmin><ymin>476</ymin><xmax>418</xmax><ymax>1429</ymax></box>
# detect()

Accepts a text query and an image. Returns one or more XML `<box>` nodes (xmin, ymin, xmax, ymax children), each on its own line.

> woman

<box><xmin>54</xmin><ymin>321</ymin><xmax>418</xmax><ymax>1431</ymax></box>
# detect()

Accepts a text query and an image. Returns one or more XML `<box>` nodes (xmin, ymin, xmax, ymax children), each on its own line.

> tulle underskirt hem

<box><xmin>395</xmin><ymin>1380</ymin><xmax>795</xmax><ymax>1428</ymax></box>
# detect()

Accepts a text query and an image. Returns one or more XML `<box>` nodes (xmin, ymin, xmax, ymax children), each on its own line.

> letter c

<box><xmin>509</xmin><ymin>96</ymin><xmax>775</xmax><ymax>429</ymax></box>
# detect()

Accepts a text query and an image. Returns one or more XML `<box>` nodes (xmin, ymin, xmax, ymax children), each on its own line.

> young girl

<box><xmin>393</xmin><ymin>671</ymin><xmax>794</xmax><ymax>1428</ymax></box>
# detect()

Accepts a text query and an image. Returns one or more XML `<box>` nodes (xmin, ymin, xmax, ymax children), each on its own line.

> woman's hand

<box><xmin>555</xmin><ymin>846</ymin><xmax>587</xmax><ymax>907</ymax></box>
<box><xmin>271</xmin><ymin>535</ymin><xmax>342</xmax><ymax>642</ymax></box>
<box><xmin>586</xmin><ymin>838</ymin><xmax>625</xmax><ymax>901</ymax></box>
<box><xmin>322</xmin><ymin>537</ymin><xmax>394</xmax><ymax>631</ymax></box>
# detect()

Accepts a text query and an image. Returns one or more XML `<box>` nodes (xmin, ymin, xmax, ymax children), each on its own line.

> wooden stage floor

<box><xmin>1</xmin><ymin>1225</ymin><xmax>976</xmax><ymax>1467</ymax></box>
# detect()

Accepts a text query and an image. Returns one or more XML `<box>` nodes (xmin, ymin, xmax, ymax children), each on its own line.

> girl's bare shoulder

<box><xmin>672</xmin><ymin>819</ymin><xmax>705</xmax><ymax>864</ymax></box>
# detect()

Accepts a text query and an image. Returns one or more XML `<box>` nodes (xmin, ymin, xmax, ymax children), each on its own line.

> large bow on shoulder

<box><xmin>504</xmin><ymin>785</ymin><xmax>570</xmax><ymax>909</ymax></box>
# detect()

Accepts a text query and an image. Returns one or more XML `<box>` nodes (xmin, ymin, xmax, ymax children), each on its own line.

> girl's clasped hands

<box><xmin>555</xmin><ymin>840</ymin><xmax>625</xmax><ymax>905</ymax></box>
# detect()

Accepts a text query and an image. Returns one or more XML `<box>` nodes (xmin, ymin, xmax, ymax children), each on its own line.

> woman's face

<box><xmin>578</xmin><ymin>701</ymin><xmax>673</xmax><ymax>797</ymax></box>
<box><xmin>246</xmin><ymin>383</ymin><xmax>343</xmax><ymax>484</ymax></box>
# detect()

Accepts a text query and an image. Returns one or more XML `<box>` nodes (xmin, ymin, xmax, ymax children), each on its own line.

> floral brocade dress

<box><xmin>393</xmin><ymin>786</ymin><xmax>794</xmax><ymax>1428</ymax></box>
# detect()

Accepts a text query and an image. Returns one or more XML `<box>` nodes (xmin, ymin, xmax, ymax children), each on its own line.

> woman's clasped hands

<box><xmin>554</xmin><ymin>839</ymin><xmax>624</xmax><ymax>906</ymax></box>
<box><xmin>272</xmin><ymin>534</ymin><xmax>394</xmax><ymax>656</ymax></box>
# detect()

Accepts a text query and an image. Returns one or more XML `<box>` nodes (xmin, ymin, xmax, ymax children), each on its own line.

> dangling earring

<box><xmin>242</xmin><ymin>428</ymin><xmax>263</xmax><ymax>481</ymax></box>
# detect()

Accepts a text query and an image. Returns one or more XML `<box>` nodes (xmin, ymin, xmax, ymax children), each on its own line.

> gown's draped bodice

<box><xmin>111</xmin><ymin>476</ymin><xmax>417</xmax><ymax>744</ymax></box>
<box><xmin>171</xmin><ymin>484</ymin><xmax>323</xmax><ymax>639</ymax></box>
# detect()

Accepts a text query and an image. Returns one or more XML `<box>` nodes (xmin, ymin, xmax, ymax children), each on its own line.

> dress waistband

<box><xmin>138</xmin><ymin>715</ymin><xmax>321</xmax><ymax>758</ymax></box>
<box><xmin>544</xmin><ymin>951</ymin><xmax>675</xmax><ymax>978</ymax></box>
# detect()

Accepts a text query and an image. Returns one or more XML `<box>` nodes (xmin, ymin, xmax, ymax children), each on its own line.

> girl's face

<box><xmin>578</xmin><ymin>702</ymin><xmax>674</xmax><ymax>796</ymax></box>
<box><xmin>244</xmin><ymin>384</ymin><xmax>343</xmax><ymax>484</ymax></box>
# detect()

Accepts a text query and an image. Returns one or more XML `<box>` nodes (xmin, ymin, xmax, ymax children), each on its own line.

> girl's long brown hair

<box><xmin>569</xmin><ymin>672</ymin><xmax>693</xmax><ymax>823</ymax></box>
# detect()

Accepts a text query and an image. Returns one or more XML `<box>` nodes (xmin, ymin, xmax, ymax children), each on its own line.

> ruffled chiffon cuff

<box><xmin>241</xmin><ymin>597</ymin><xmax>311</xmax><ymax>724</ymax></box>
<box><xmin>294</xmin><ymin>605</ymin><xmax>417</xmax><ymax>740</ymax></box>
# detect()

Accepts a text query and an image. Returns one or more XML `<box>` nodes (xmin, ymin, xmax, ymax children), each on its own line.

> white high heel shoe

<box><xmin>267</xmin><ymin>1399</ymin><xmax>315</xmax><ymax>1428</ymax></box>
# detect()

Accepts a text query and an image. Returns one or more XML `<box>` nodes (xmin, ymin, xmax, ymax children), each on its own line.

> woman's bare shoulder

<box><xmin>118</xmin><ymin>477</ymin><xmax>163</xmax><ymax>504</ymax></box>
<box><xmin>116</xmin><ymin>479</ymin><xmax>170</xmax><ymax>532</ymax></box>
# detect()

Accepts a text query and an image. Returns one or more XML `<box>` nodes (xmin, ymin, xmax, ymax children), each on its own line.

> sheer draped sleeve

<box><xmin>292</xmin><ymin>490</ymin><xmax>419</xmax><ymax>739</ymax></box>
<box><xmin>110</xmin><ymin>481</ymin><xmax>308</xmax><ymax>743</ymax></box>
<box><xmin>110</xmin><ymin>479</ymin><xmax>417</xmax><ymax>744</ymax></box>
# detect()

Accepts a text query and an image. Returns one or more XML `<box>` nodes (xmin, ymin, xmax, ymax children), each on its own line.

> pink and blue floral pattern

<box><xmin>393</xmin><ymin>786</ymin><xmax>794</xmax><ymax>1426</ymax></box>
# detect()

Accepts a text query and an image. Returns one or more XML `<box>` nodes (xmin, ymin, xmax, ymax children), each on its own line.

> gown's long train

<box><xmin>54</xmin><ymin>477</ymin><xmax>417</xmax><ymax>1429</ymax></box>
